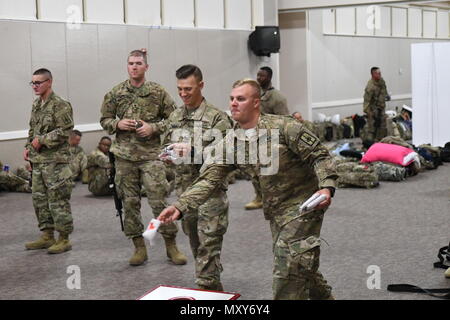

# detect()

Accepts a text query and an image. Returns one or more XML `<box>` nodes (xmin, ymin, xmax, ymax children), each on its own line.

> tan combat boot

<box><xmin>129</xmin><ymin>236</ymin><xmax>148</xmax><ymax>266</ymax></box>
<box><xmin>164</xmin><ymin>238</ymin><xmax>187</xmax><ymax>265</ymax></box>
<box><xmin>48</xmin><ymin>232</ymin><xmax>72</xmax><ymax>254</ymax></box>
<box><xmin>25</xmin><ymin>228</ymin><xmax>55</xmax><ymax>250</ymax></box>
<box><xmin>244</xmin><ymin>198</ymin><xmax>263</xmax><ymax>210</ymax></box>
<box><xmin>445</xmin><ymin>267</ymin><xmax>450</xmax><ymax>278</ymax></box>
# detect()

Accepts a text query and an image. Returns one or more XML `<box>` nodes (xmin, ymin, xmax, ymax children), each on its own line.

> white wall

<box><xmin>196</xmin><ymin>0</ymin><xmax>224</xmax><ymax>29</ymax></box>
<box><xmin>125</xmin><ymin>0</ymin><xmax>161</xmax><ymax>26</ymax></box>
<box><xmin>162</xmin><ymin>0</ymin><xmax>194</xmax><ymax>28</ymax></box>
<box><xmin>0</xmin><ymin>0</ymin><xmax>35</xmax><ymax>20</ymax></box>
<box><xmin>85</xmin><ymin>0</ymin><xmax>124</xmax><ymax>24</ymax></box>
<box><xmin>279</xmin><ymin>0</ymin><xmax>411</xmax><ymax>10</ymax></box>
<box><xmin>225</xmin><ymin>0</ymin><xmax>252</xmax><ymax>30</ymax></box>
<box><xmin>38</xmin><ymin>0</ymin><xmax>82</xmax><ymax>22</ymax></box>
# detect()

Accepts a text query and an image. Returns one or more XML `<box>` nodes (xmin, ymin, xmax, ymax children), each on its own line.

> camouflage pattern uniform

<box><xmin>16</xmin><ymin>165</ymin><xmax>32</xmax><ymax>182</ymax></box>
<box><xmin>172</xmin><ymin>114</ymin><xmax>338</xmax><ymax>300</ymax></box>
<box><xmin>248</xmin><ymin>88</ymin><xmax>290</xmax><ymax>206</ymax></box>
<box><xmin>87</xmin><ymin>148</ymin><xmax>112</xmax><ymax>196</ymax></box>
<box><xmin>164</xmin><ymin>99</ymin><xmax>233</xmax><ymax>290</ymax></box>
<box><xmin>261</xmin><ymin>88</ymin><xmax>290</xmax><ymax>115</ymax></box>
<box><xmin>335</xmin><ymin>158</ymin><xmax>379</xmax><ymax>188</ymax></box>
<box><xmin>100</xmin><ymin>80</ymin><xmax>178</xmax><ymax>240</ymax></box>
<box><xmin>69</xmin><ymin>145</ymin><xmax>87</xmax><ymax>181</ymax></box>
<box><xmin>371</xmin><ymin>161</ymin><xmax>406</xmax><ymax>181</ymax></box>
<box><xmin>26</xmin><ymin>92</ymin><xmax>74</xmax><ymax>234</ymax></box>
<box><xmin>0</xmin><ymin>169</ymin><xmax>31</xmax><ymax>193</ymax></box>
<box><xmin>363</xmin><ymin>78</ymin><xmax>388</xmax><ymax>141</ymax></box>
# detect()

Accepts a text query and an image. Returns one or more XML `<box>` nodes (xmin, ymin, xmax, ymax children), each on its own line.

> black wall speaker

<box><xmin>248</xmin><ymin>26</ymin><xmax>280</xmax><ymax>57</ymax></box>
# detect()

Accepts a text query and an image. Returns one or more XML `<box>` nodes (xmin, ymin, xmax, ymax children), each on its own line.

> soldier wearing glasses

<box><xmin>24</xmin><ymin>68</ymin><xmax>75</xmax><ymax>254</ymax></box>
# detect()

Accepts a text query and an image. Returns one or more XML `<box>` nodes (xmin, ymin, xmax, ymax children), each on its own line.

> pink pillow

<box><xmin>361</xmin><ymin>143</ymin><xmax>415</xmax><ymax>166</ymax></box>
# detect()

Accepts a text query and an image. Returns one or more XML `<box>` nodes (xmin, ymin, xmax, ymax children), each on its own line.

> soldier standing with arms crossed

<box><xmin>159</xmin><ymin>79</ymin><xmax>337</xmax><ymax>300</ymax></box>
<box><xmin>24</xmin><ymin>68</ymin><xmax>75</xmax><ymax>254</ymax></box>
<box><xmin>100</xmin><ymin>49</ymin><xmax>187</xmax><ymax>266</ymax></box>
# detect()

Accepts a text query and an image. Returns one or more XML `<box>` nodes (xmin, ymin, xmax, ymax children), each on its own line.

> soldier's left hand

<box><xmin>158</xmin><ymin>205</ymin><xmax>181</xmax><ymax>223</ymax></box>
<box><xmin>315</xmin><ymin>188</ymin><xmax>332</xmax><ymax>210</ymax></box>
<box><xmin>31</xmin><ymin>137</ymin><xmax>42</xmax><ymax>151</ymax></box>
<box><xmin>136</xmin><ymin>120</ymin><xmax>154</xmax><ymax>137</ymax></box>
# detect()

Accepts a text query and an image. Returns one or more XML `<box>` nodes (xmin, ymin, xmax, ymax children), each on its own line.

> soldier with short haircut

<box><xmin>87</xmin><ymin>136</ymin><xmax>113</xmax><ymax>196</ymax></box>
<box><xmin>159</xmin><ymin>79</ymin><xmax>338</xmax><ymax>300</ymax></box>
<box><xmin>363</xmin><ymin>67</ymin><xmax>390</xmax><ymax>142</ymax></box>
<box><xmin>100</xmin><ymin>49</ymin><xmax>187</xmax><ymax>266</ymax></box>
<box><xmin>162</xmin><ymin>64</ymin><xmax>233</xmax><ymax>291</ymax></box>
<box><xmin>245</xmin><ymin>66</ymin><xmax>290</xmax><ymax>210</ymax></box>
<box><xmin>24</xmin><ymin>68</ymin><xmax>75</xmax><ymax>254</ymax></box>
<box><xmin>68</xmin><ymin>129</ymin><xmax>88</xmax><ymax>183</ymax></box>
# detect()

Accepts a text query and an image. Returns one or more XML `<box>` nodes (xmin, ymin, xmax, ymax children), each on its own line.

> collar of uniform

<box><xmin>125</xmin><ymin>79</ymin><xmax>151</xmax><ymax>97</ymax></box>
<box><xmin>37</xmin><ymin>91</ymin><xmax>56</xmax><ymax>109</ymax></box>
<box><xmin>232</xmin><ymin>115</ymin><xmax>267</xmax><ymax>141</ymax></box>
<box><xmin>182</xmin><ymin>98</ymin><xmax>207</xmax><ymax>121</ymax></box>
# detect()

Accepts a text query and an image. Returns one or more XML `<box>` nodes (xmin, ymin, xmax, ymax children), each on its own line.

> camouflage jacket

<box><xmin>100</xmin><ymin>80</ymin><xmax>177</xmax><ymax>161</ymax></box>
<box><xmin>87</xmin><ymin>148</ymin><xmax>111</xmax><ymax>190</ymax></box>
<box><xmin>363</xmin><ymin>78</ymin><xmax>388</xmax><ymax>113</ymax></box>
<box><xmin>173</xmin><ymin>114</ymin><xmax>338</xmax><ymax>223</ymax></box>
<box><xmin>69</xmin><ymin>145</ymin><xmax>87</xmax><ymax>178</ymax></box>
<box><xmin>25</xmin><ymin>92</ymin><xmax>74</xmax><ymax>164</ymax></box>
<box><xmin>164</xmin><ymin>98</ymin><xmax>233</xmax><ymax>192</ymax></box>
<box><xmin>261</xmin><ymin>88</ymin><xmax>289</xmax><ymax>115</ymax></box>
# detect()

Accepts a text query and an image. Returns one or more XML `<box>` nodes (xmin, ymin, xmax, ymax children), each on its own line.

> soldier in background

<box><xmin>363</xmin><ymin>67</ymin><xmax>390</xmax><ymax>142</ymax></box>
<box><xmin>69</xmin><ymin>130</ymin><xmax>88</xmax><ymax>183</ymax></box>
<box><xmin>100</xmin><ymin>49</ymin><xmax>187</xmax><ymax>266</ymax></box>
<box><xmin>162</xmin><ymin>64</ymin><xmax>232</xmax><ymax>291</ymax></box>
<box><xmin>159</xmin><ymin>79</ymin><xmax>337</xmax><ymax>300</ymax></box>
<box><xmin>87</xmin><ymin>136</ymin><xmax>113</xmax><ymax>196</ymax></box>
<box><xmin>245</xmin><ymin>66</ymin><xmax>291</xmax><ymax>210</ymax></box>
<box><xmin>24</xmin><ymin>68</ymin><xmax>74</xmax><ymax>254</ymax></box>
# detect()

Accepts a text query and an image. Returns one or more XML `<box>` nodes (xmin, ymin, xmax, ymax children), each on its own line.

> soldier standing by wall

<box><xmin>363</xmin><ymin>67</ymin><xmax>390</xmax><ymax>142</ymax></box>
<box><xmin>100</xmin><ymin>49</ymin><xmax>187</xmax><ymax>266</ymax></box>
<box><xmin>24</xmin><ymin>68</ymin><xmax>75</xmax><ymax>254</ymax></box>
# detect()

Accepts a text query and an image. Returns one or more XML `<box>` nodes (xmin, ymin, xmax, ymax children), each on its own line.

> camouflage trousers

<box><xmin>365</xmin><ymin>108</ymin><xmax>387</xmax><ymax>142</ymax></box>
<box><xmin>182</xmin><ymin>190</ymin><xmax>229</xmax><ymax>289</ymax></box>
<box><xmin>31</xmin><ymin>162</ymin><xmax>73</xmax><ymax>234</ymax></box>
<box><xmin>115</xmin><ymin>158</ymin><xmax>178</xmax><ymax>239</ymax></box>
<box><xmin>88</xmin><ymin>171</ymin><xmax>111</xmax><ymax>196</ymax></box>
<box><xmin>251</xmin><ymin>178</ymin><xmax>262</xmax><ymax>201</ymax></box>
<box><xmin>271</xmin><ymin>209</ymin><xmax>332</xmax><ymax>300</ymax></box>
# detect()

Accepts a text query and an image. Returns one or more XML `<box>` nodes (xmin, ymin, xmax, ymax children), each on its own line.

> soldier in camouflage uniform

<box><xmin>100</xmin><ymin>49</ymin><xmax>187</xmax><ymax>266</ymax></box>
<box><xmin>159</xmin><ymin>79</ymin><xmax>338</xmax><ymax>300</ymax></box>
<box><xmin>161</xmin><ymin>65</ymin><xmax>232</xmax><ymax>291</ymax></box>
<box><xmin>87</xmin><ymin>136</ymin><xmax>113</xmax><ymax>196</ymax></box>
<box><xmin>245</xmin><ymin>67</ymin><xmax>291</xmax><ymax>210</ymax></box>
<box><xmin>23</xmin><ymin>68</ymin><xmax>74</xmax><ymax>254</ymax></box>
<box><xmin>68</xmin><ymin>130</ymin><xmax>88</xmax><ymax>183</ymax></box>
<box><xmin>363</xmin><ymin>67</ymin><xmax>390</xmax><ymax>142</ymax></box>
<box><xmin>334</xmin><ymin>158</ymin><xmax>379</xmax><ymax>188</ymax></box>
<box><xmin>16</xmin><ymin>162</ymin><xmax>32</xmax><ymax>182</ymax></box>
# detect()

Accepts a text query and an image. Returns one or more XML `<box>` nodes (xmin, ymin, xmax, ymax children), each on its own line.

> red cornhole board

<box><xmin>138</xmin><ymin>285</ymin><xmax>241</xmax><ymax>300</ymax></box>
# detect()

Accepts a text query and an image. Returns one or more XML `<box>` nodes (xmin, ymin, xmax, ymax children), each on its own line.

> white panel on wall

<box><xmin>356</xmin><ymin>6</ymin><xmax>374</xmax><ymax>36</ymax></box>
<box><xmin>392</xmin><ymin>7</ymin><xmax>407</xmax><ymax>37</ymax></box>
<box><xmin>335</xmin><ymin>7</ymin><xmax>355</xmax><ymax>35</ymax></box>
<box><xmin>423</xmin><ymin>10</ymin><xmax>436</xmax><ymax>38</ymax></box>
<box><xmin>126</xmin><ymin>0</ymin><xmax>161</xmax><ymax>26</ymax></box>
<box><xmin>0</xmin><ymin>0</ymin><xmax>36</xmax><ymax>20</ymax></box>
<box><xmin>374</xmin><ymin>6</ymin><xmax>390</xmax><ymax>37</ymax></box>
<box><xmin>322</xmin><ymin>8</ymin><xmax>335</xmax><ymax>34</ymax></box>
<box><xmin>162</xmin><ymin>0</ymin><xmax>194</xmax><ymax>28</ymax></box>
<box><xmin>408</xmin><ymin>8</ymin><xmax>422</xmax><ymax>38</ymax></box>
<box><xmin>38</xmin><ymin>0</ymin><xmax>82</xmax><ymax>23</ymax></box>
<box><xmin>252</xmin><ymin>0</ymin><xmax>264</xmax><ymax>27</ymax></box>
<box><xmin>85</xmin><ymin>0</ymin><xmax>124</xmax><ymax>24</ymax></box>
<box><xmin>225</xmin><ymin>0</ymin><xmax>252</xmax><ymax>30</ymax></box>
<box><xmin>196</xmin><ymin>0</ymin><xmax>224</xmax><ymax>29</ymax></box>
<box><xmin>437</xmin><ymin>10</ymin><xmax>449</xmax><ymax>38</ymax></box>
